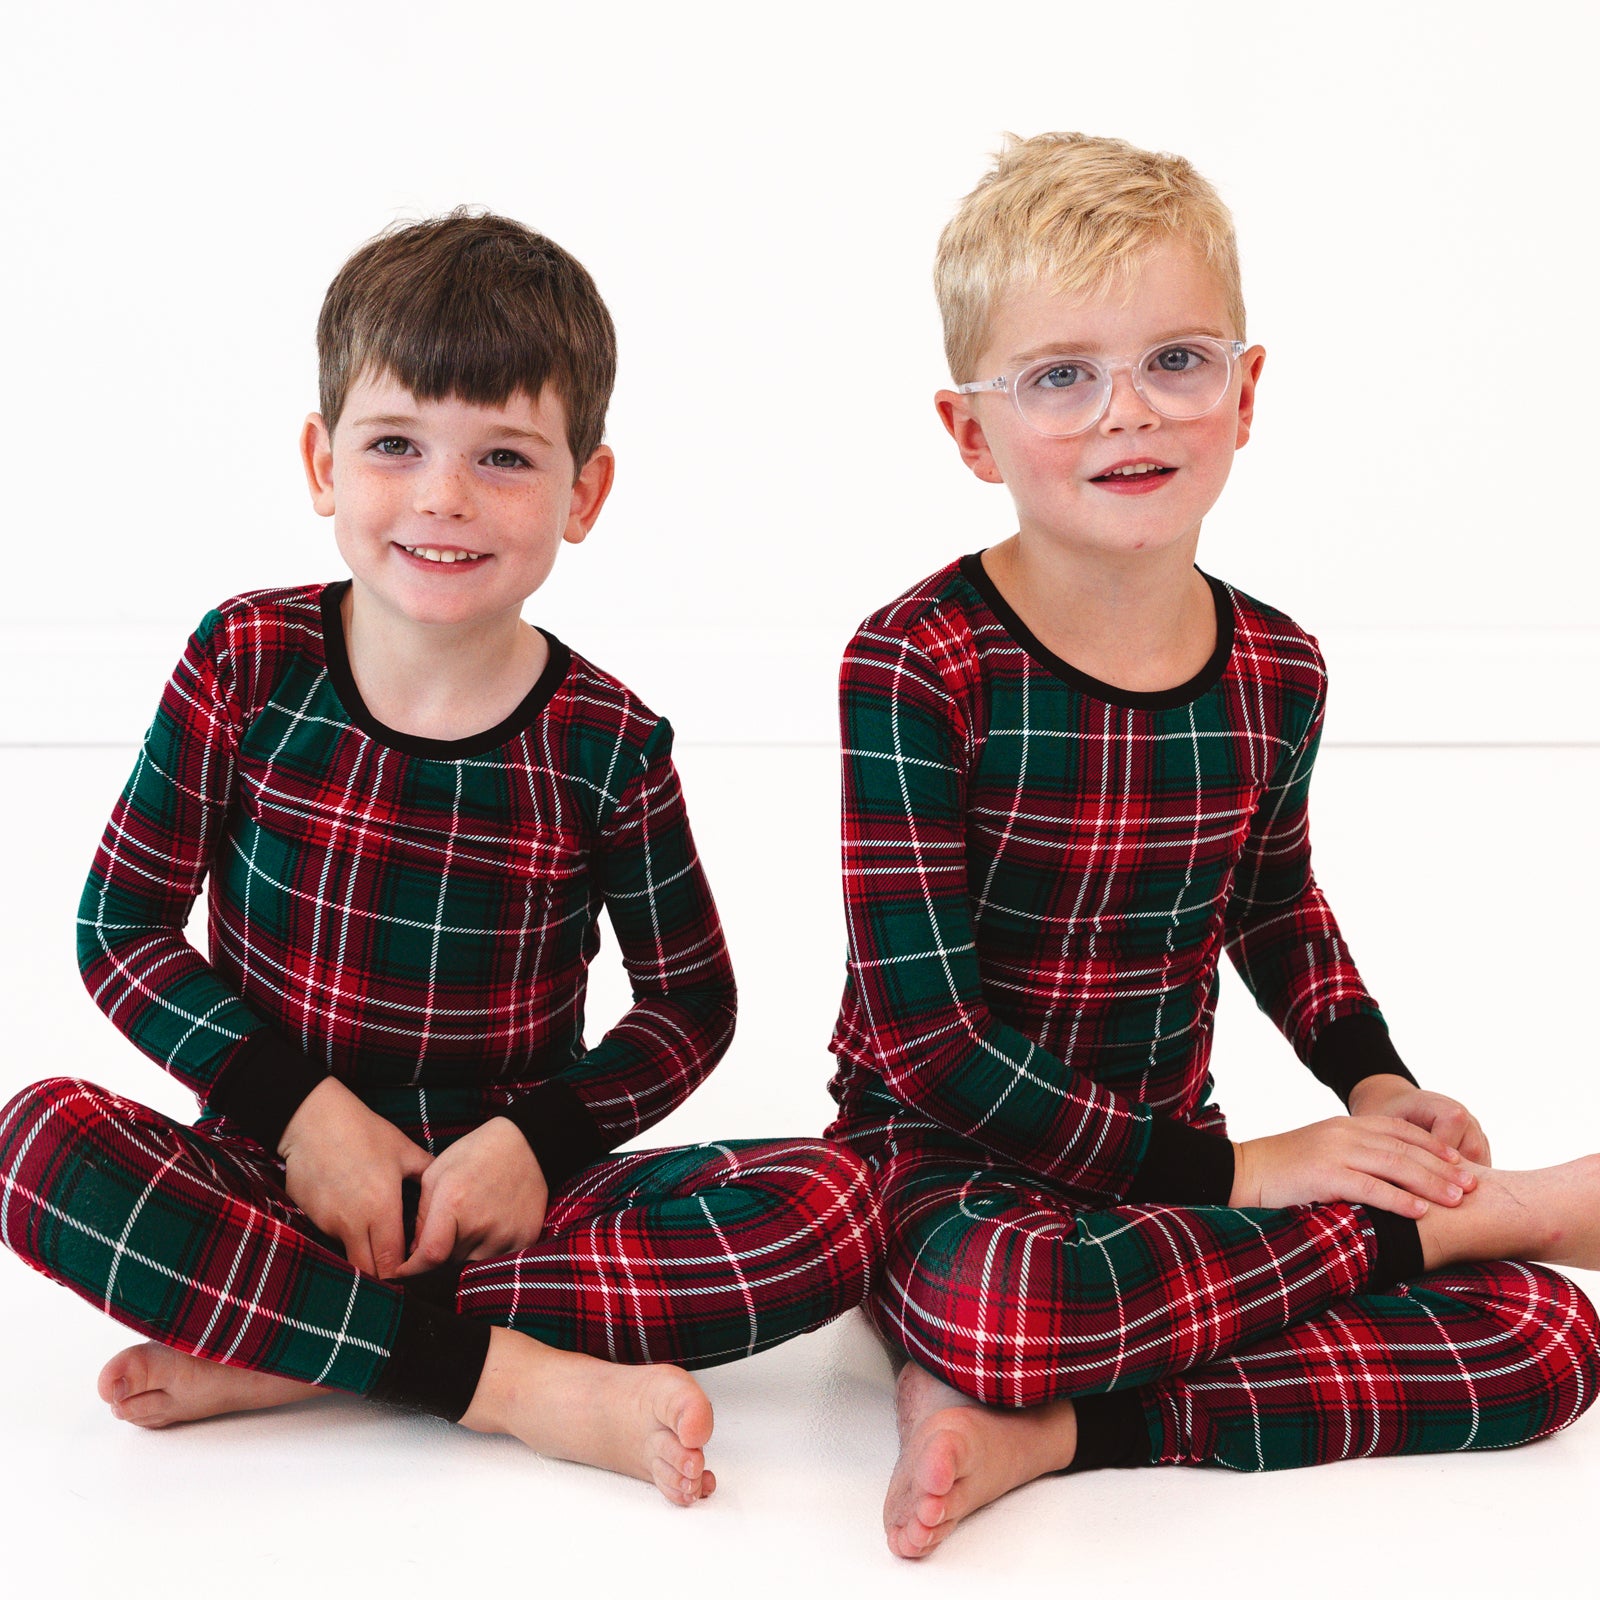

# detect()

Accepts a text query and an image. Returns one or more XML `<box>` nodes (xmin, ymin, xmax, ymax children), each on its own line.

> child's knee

<box><xmin>0</xmin><ymin>1078</ymin><xmax>118</xmax><ymax>1265</ymax></box>
<box><xmin>1522</xmin><ymin>1264</ymin><xmax>1600</xmax><ymax>1406</ymax></box>
<box><xmin>0</xmin><ymin>1076</ymin><xmax>116</xmax><ymax>1156</ymax></box>
<box><xmin>875</xmin><ymin>1223</ymin><xmax>1114</xmax><ymax>1406</ymax></box>
<box><xmin>1439</xmin><ymin>1260</ymin><xmax>1600</xmax><ymax>1429</ymax></box>
<box><xmin>781</xmin><ymin>1139</ymin><xmax>884</xmax><ymax>1306</ymax></box>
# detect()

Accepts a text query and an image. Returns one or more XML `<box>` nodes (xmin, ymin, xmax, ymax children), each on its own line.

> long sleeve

<box><xmin>76</xmin><ymin>612</ymin><xmax>329</xmax><ymax>1147</ymax></box>
<box><xmin>839</xmin><ymin>619</ymin><xmax>1232</xmax><ymax>1203</ymax></box>
<box><xmin>1222</xmin><ymin>663</ymin><xmax>1416</xmax><ymax>1104</ymax></box>
<box><xmin>500</xmin><ymin>719</ymin><xmax>737</xmax><ymax>1186</ymax></box>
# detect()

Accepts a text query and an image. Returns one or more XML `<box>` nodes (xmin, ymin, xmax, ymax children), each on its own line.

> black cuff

<box><xmin>1363</xmin><ymin>1207</ymin><xmax>1425</xmax><ymax>1290</ymax></box>
<box><xmin>1062</xmin><ymin>1389</ymin><xmax>1155</xmax><ymax>1473</ymax></box>
<box><xmin>498</xmin><ymin>1079</ymin><xmax>610</xmax><ymax>1191</ymax></box>
<box><xmin>1309</xmin><ymin>1014</ymin><xmax>1419</xmax><ymax>1107</ymax></box>
<box><xmin>366</xmin><ymin>1294</ymin><xmax>491</xmax><ymax>1422</ymax></box>
<box><xmin>1122</xmin><ymin>1116</ymin><xmax>1235</xmax><ymax>1206</ymax></box>
<box><xmin>207</xmin><ymin>1030</ymin><xmax>330</xmax><ymax>1152</ymax></box>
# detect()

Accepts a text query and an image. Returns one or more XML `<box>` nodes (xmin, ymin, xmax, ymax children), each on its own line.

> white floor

<box><xmin>3</xmin><ymin>743</ymin><xmax>1598</xmax><ymax>1597</ymax></box>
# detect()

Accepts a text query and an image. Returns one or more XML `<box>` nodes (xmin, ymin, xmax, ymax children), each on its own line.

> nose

<box><xmin>413</xmin><ymin>456</ymin><xmax>476</xmax><ymax>519</ymax></box>
<box><xmin>1096</xmin><ymin>367</ymin><xmax>1161</xmax><ymax>434</ymax></box>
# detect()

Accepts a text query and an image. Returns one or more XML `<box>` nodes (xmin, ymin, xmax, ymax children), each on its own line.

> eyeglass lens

<box><xmin>1016</xmin><ymin>340</ymin><xmax>1234</xmax><ymax>435</ymax></box>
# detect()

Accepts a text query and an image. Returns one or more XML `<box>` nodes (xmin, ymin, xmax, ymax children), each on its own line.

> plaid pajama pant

<box><xmin>0</xmin><ymin>1077</ymin><xmax>882</xmax><ymax>1395</ymax></box>
<box><xmin>866</xmin><ymin>1127</ymin><xmax>1600</xmax><ymax>1471</ymax></box>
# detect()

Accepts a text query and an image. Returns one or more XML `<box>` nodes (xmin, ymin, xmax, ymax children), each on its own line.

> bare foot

<box><xmin>1420</xmin><ymin>1154</ymin><xmax>1600</xmax><ymax>1272</ymax></box>
<box><xmin>97</xmin><ymin>1342</ymin><xmax>329</xmax><ymax>1428</ymax></box>
<box><xmin>459</xmin><ymin>1326</ymin><xmax>716</xmax><ymax>1507</ymax></box>
<box><xmin>895</xmin><ymin>1357</ymin><xmax>974</xmax><ymax>1443</ymax></box>
<box><xmin>883</xmin><ymin>1361</ymin><xmax>1076</xmax><ymax>1559</ymax></box>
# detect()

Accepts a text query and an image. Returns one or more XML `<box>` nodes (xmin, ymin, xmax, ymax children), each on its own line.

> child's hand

<box><xmin>391</xmin><ymin>1117</ymin><xmax>549</xmax><ymax>1277</ymax></box>
<box><xmin>277</xmin><ymin>1078</ymin><xmax>434</xmax><ymax>1278</ymax></box>
<box><xmin>1230</xmin><ymin>1115</ymin><xmax>1476</xmax><ymax>1220</ymax></box>
<box><xmin>1345</xmin><ymin>1074</ymin><xmax>1492</xmax><ymax>1164</ymax></box>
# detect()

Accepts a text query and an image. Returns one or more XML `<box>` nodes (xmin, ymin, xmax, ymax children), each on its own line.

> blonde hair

<box><xmin>935</xmin><ymin>132</ymin><xmax>1244</xmax><ymax>382</ymax></box>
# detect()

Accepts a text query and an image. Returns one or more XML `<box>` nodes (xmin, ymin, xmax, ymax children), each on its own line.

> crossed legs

<box><xmin>0</xmin><ymin>1077</ymin><xmax>880</xmax><ymax>1504</ymax></box>
<box><xmin>870</xmin><ymin>1145</ymin><xmax>1600</xmax><ymax>1558</ymax></box>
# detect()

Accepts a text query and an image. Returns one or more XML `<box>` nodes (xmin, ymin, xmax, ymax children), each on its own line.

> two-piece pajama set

<box><xmin>828</xmin><ymin>553</ymin><xmax>1599</xmax><ymax>1471</ymax></box>
<box><xmin>5</xmin><ymin>557</ymin><xmax>1596</xmax><ymax>1469</ymax></box>
<box><xmin>0</xmin><ymin>582</ymin><xmax>878</xmax><ymax>1417</ymax></box>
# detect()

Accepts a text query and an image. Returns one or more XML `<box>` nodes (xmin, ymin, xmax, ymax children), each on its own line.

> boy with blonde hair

<box><xmin>1</xmin><ymin>209</ymin><xmax>878</xmax><ymax>1503</ymax></box>
<box><xmin>828</xmin><ymin>133</ymin><xmax>1600</xmax><ymax>1556</ymax></box>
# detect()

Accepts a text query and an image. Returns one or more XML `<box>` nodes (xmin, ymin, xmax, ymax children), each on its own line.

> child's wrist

<box><xmin>1228</xmin><ymin>1139</ymin><xmax>1260</xmax><ymax>1208</ymax></box>
<box><xmin>208</xmin><ymin>1028</ymin><xmax>331</xmax><ymax>1154</ymax></box>
<box><xmin>1345</xmin><ymin>1073</ymin><xmax>1413</xmax><ymax>1119</ymax></box>
<box><xmin>277</xmin><ymin>1074</ymin><xmax>359</xmax><ymax>1157</ymax></box>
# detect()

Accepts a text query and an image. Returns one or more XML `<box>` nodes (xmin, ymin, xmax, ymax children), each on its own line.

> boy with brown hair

<box><xmin>828</xmin><ymin>133</ymin><xmax>1600</xmax><ymax>1556</ymax></box>
<box><xmin>1</xmin><ymin>209</ymin><xmax>878</xmax><ymax>1504</ymax></box>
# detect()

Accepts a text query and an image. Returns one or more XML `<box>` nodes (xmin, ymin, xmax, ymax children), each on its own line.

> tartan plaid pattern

<box><xmin>1148</xmin><ymin>1258</ymin><xmax>1600</xmax><ymax>1469</ymax></box>
<box><xmin>869</xmin><ymin>1142</ymin><xmax>1599</xmax><ymax>1466</ymax></box>
<box><xmin>0</xmin><ymin>1077</ymin><xmax>882</xmax><ymax>1380</ymax></box>
<box><xmin>1</xmin><ymin>1077</ymin><xmax>401</xmax><ymax>1392</ymax></box>
<box><xmin>458</xmin><ymin>1132</ymin><xmax>881</xmax><ymax>1365</ymax></box>
<box><xmin>834</xmin><ymin>554</ymin><xmax>1598</xmax><ymax>1467</ymax></box>
<box><xmin>76</xmin><ymin>583</ymin><xmax>736</xmax><ymax>1165</ymax></box>
<box><xmin>828</xmin><ymin>554</ymin><xmax>1389</xmax><ymax>1201</ymax></box>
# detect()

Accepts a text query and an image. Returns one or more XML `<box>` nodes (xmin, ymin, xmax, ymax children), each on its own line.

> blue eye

<box><xmin>1034</xmin><ymin>363</ymin><xmax>1088</xmax><ymax>390</ymax></box>
<box><xmin>485</xmin><ymin>448</ymin><xmax>529</xmax><ymax>469</ymax></box>
<box><xmin>1151</xmin><ymin>345</ymin><xmax>1207</xmax><ymax>374</ymax></box>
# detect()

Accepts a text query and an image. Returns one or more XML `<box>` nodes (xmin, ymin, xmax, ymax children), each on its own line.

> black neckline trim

<box><xmin>958</xmin><ymin>551</ymin><xmax>1235</xmax><ymax>711</ymax></box>
<box><xmin>319</xmin><ymin>580</ymin><xmax>571</xmax><ymax>759</ymax></box>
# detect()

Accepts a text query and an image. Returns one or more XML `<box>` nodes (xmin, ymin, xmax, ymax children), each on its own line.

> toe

<box><xmin>113</xmin><ymin>1388</ymin><xmax>175</xmax><ymax>1429</ymax></box>
<box><xmin>650</xmin><ymin>1455</ymin><xmax>693</xmax><ymax>1506</ymax></box>
<box><xmin>888</xmin><ymin>1521</ymin><xmax>931</xmax><ymax>1561</ymax></box>
<box><xmin>666</xmin><ymin>1379</ymin><xmax>714</xmax><ymax>1452</ymax></box>
<box><xmin>917</xmin><ymin>1424</ymin><xmax>962</xmax><ymax>1498</ymax></box>
<box><xmin>98</xmin><ymin>1343</ymin><xmax>156</xmax><ymax>1403</ymax></box>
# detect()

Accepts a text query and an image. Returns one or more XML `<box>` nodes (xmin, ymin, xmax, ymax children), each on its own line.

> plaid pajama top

<box><xmin>828</xmin><ymin>553</ymin><xmax>1412</xmax><ymax>1207</ymax></box>
<box><xmin>77</xmin><ymin>581</ymin><xmax>736</xmax><ymax>1185</ymax></box>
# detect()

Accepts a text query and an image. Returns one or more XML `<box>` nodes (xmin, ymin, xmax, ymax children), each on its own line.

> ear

<box><xmin>562</xmin><ymin>443</ymin><xmax>616</xmax><ymax>545</ymax></box>
<box><xmin>301</xmin><ymin>414</ymin><xmax>337</xmax><ymax>516</ymax></box>
<box><xmin>934</xmin><ymin>390</ymin><xmax>1004</xmax><ymax>484</ymax></box>
<box><xmin>1233</xmin><ymin>345</ymin><xmax>1266</xmax><ymax>450</ymax></box>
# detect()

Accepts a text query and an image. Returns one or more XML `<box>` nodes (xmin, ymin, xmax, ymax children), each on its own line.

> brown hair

<box><xmin>935</xmin><ymin>133</ymin><xmax>1244</xmax><ymax>383</ymax></box>
<box><xmin>317</xmin><ymin>208</ymin><xmax>617</xmax><ymax>471</ymax></box>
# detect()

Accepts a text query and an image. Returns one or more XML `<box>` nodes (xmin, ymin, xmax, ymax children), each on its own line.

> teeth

<box><xmin>403</xmin><ymin>546</ymin><xmax>485</xmax><ymax>562</ymax></box>
<box><xmin>1105</xmin><ymin>463</ymin><xmax>1164</xmax><ymax>477</ymax></box>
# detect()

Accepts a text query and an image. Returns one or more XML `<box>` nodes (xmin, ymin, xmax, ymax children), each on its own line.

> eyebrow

<box><xmin>348</xmin><ymin>414</ymin><xmax>556</xmax><ymax>449</ymax></box>
<box><xmin>1010</xmin><ymin>328</ymin><xmax>1228</xmax><ymax>364</ymax></box>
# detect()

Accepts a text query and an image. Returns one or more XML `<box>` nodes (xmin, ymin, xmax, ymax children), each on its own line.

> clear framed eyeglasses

<box><xmin>956</xmin><ymin>336</ymin><xmax>1247</xmax><ymax>438</ymax></box>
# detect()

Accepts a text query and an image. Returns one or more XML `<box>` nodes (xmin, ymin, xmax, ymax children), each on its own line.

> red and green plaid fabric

<box><xmin>0</xmin><ymin>1077</ymin><xmax>881</xmax><ymax>1383</ymax></box>
<box><xmin>872</xmin><ymin>1140</ymin><xmax>1599</xmax><ymax>1467</ymax></box>
<box><xmin>77</xmin><ymin>581</ymin><xmax>736</xmax><ymax>1176</ymax></box>
<box><xmin>832</xmin><ymin>552</ymin><xmax>1598</xmax><ymax>1468</ymax></box>
<box><xmin>828</xmin><ymin>553</ymin><xmax>1400</xmax><ymax>1201</ymax></box>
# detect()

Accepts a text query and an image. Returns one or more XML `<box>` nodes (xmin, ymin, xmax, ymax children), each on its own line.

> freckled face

<box><xmin>939</xmin><ymin>240</ymin><xmax>1264</xmax><ymax>559</ymax></box>
<box><xmin>303</xmin><ymin>372</ymin><xmax>608</xmax><ymax>630</ymax></box>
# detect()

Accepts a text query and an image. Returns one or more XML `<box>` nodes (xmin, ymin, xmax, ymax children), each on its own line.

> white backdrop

<box><xmin>3</xmin><ymin>0</ymin><xmax>1596</xmax><ymax>747</ymax></box>
<box><xmin>4</xmin><ymin>10</ymin><xmax>1600</xmax><ymax>1591</ymax></box>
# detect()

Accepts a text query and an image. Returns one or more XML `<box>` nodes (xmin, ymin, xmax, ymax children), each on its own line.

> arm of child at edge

<box><xmin>77</xmin><ymin>609</ymin><xmax>428</xmax><ymax>1274</ymax></box>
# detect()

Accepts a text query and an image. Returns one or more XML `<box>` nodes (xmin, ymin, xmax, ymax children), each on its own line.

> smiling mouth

<box><xmin>398</xmin><ymin>544</ymin><xmax>488</xmax><ymax>563</ymax></box>
<box><xmin>1091</xmin><ymin>464</ymin><xmax>1176</xmax><ymax>482</ymax></box>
